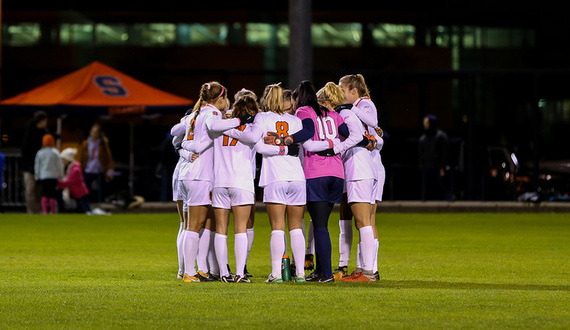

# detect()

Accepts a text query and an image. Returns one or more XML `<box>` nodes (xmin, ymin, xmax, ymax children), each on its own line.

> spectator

<box><xmin>35</xmin><ymin>134</ymin><xmax>64</xmax><ymax>214</ymax></box>
<box><xmin>21</xmin><ymin>111</ymin><xmax>49</xmax><ymax>214</ymax></box>
<box><xmin>77</xmin><ymin>122</ymin><xmax>115</xmax><ymax>203</ymax></box>
<box><xmin>418</xmin><ymin>114</ymin><xmax>452</xmax><ymax>201</ymax></box>
<box><xmin>58</xmin><ymin>148</ymin><xmax>93</xmax><ymax>214</ymax></box>
<box><xmin>156</xmin><ymin>132</ymin><xmax>179</xmax><ymax>202</ymax></box>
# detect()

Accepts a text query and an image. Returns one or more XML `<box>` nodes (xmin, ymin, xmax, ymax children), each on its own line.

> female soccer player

<box><xmin>211</xmin><ymin>93</ymin><xmax>260</xmax><ymax>283</ymax></box>
<box><xmin>251</xmin><ymin>83</ymin><xmax>307</xmax><ymax>283</ymax></box>
<box><xmin>178</xmin><ymin>81</ymin><xmax>254</xmax><ymax>283</ymax></box>
<box><xmin>336</xmin><ymin>74</ymin><xmax>380</xmax><ymax>282</ymax></box>
<box><xmin>266</xmin><ymin>80</ymin><xmax>365</xmax><ymax>282</ymax></box>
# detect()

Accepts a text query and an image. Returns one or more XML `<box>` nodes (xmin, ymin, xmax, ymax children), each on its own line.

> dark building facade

<box><xmin>1</xmin><ymin>1</ymin><xmax>569</xmax><ymax>202</ymax></box>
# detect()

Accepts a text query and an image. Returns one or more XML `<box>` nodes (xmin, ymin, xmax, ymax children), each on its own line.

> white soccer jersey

<box><xmin>339</xmin><ymin>109</ymin><xmax>376</xmax><ymax>182</ymax></box>
<box><xmin>180</xmin><ymin>104</ymin><xmax>245</xmax><ymax>182</ymax></box>
<box><xmin>351</xmin><ymin>97</ymin><xmax>378</xmax><ymax>128</ymax></box>
<box><xmin>252</xmin><ymin>111</ymin><xmax>305</xmax><ymax>187</ymax></box>
<box><xmin>213</xmin><ymin>123</ymin><xmax>258</xmax><ymax>194</ymax></box>
<box><xmin>176</xmin><ymin>112</ymin><xmax>199</xmax><ymax>181</ymax></box>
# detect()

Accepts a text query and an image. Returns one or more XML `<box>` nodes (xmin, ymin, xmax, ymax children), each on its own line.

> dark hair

<box><xmin>293</xmin><ymin>80</ymin><xmax>328</xmax><ymax>117</ymax></box>
<box><xmin>231</xmin><ymin>95</ymin><xmax>259</xmax><ymax>118</ymax></box>
<box><xmin>32</xmin><ymin>110</ymin><xmax>47</xmax><ymax>124</ymax></box>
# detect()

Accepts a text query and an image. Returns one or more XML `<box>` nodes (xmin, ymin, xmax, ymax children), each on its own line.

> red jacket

<box><xmin>57</xmin><ymin>161</ymin><xmax>89</xmax><ymax>199</ymax></box>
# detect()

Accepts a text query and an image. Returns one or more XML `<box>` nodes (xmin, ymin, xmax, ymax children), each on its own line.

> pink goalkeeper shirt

<box><xmin>295</xmin><ymin>106</ymin><xmax>345</xmax><ymax>180</ymax></box>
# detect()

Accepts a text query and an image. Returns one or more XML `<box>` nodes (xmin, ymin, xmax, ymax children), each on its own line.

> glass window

<box><xmin>486</xmin><ymin>27</ymin><xmax>510</xmax><ymax>48</ymax></box>
<box><xmin>2</xmin><ymin>23</ymin><xmax>41</xmax><ymax>46</ymax></box>
<box><xmin>95</xmin><ymin>23</ymin><xmax>129</xmax><ymax>45</ymax></box>
<box><xmin>312</xmin><ymin>23</ymin><xmax>362</xmax><ymax>47</ymax></box>
<box><xmin>60</xmin><ymin>24</ymin><xmax>93</xmax><ymax>46</ymax></box>
<box><xmin>246</xmin><ymin>23</ymin><xmax>288</xmax><ymax>47</ymax></box>
<box><xmin>177</xmin><ymin>24</ymin><xmax>228</xmax><ymax>46</ymax></box>
<box><xmin>370</xmin><ymin>23</ymin><xmax>414</xmax><ymax>47</ymax></box>
<box><xmin>131</xmin><ymin>23</ymin><xmax>176</xmax><ymax>47</ymax></box>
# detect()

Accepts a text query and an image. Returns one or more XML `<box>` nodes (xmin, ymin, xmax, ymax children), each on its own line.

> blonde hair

<box><xmin>192</xmin><ymin>81</ymin><xmax>227</xmax><ymax>113</ymax></box>
<box><xmin>339</xmin><ymin>74</ymin><xmax>370</xmax><ymax>97</ymax></box>
<box><xmin>230</xmin><ymin>95</ymin><xmax>259</xmax><ymax>118</ymax></box>
<box><xmin>317</xmin><ymin>82</ymin><xmax>346</xmax><ymax>109</ymax></box>
<box><xmin>261</xmin><ymin>83</ymin><xmax>284</xmax><ymax>114</ymax></box>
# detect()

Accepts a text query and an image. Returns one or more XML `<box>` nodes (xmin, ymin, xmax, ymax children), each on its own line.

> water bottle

<box><xmin>281</xmin><ymin>253</ymin><xmax>292</xmax><ymax>281</ymax></box>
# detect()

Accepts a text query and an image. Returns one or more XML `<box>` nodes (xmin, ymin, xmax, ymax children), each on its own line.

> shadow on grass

<box><xmin>377</xmin><ymin>280</ymin><xmax>569</xmax><ymax>291</ymax></box>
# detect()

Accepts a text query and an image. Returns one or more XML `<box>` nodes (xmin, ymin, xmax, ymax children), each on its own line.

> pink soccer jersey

<box><xmin>295</xmin><ymin>106</ymin><xmax>345</xmax><ymax>180</ymax></box>
<box><xmin>252</xmin><ymin>111</ymin><xmax>305</xmax><ymax>187</ymax></box>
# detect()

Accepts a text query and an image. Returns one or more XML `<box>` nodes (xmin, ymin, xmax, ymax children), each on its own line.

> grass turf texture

<box><xmin>0</xmin><ymin>212</ymin><xmax>568</xmax><ymax>329</ymax></box>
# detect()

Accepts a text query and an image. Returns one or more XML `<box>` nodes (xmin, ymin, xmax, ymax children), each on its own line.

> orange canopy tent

<box><xmin>0</xmin><ymin>61</ymin><xmax>193</xmax><ymax>115</ymax></box>
<box><xmin>0</xmin><ymin>61</ymin><xmax>193</xmax><ymax>195</ymax></box>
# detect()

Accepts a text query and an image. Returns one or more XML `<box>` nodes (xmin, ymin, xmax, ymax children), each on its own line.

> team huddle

<box><xmin>171</xmin><ymin>74</ymin><xmax>385</xmax><ymax>283</ymax></box>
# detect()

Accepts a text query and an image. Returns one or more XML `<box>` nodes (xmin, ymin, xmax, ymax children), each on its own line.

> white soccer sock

<box><xmin>338</xmin><ymin>219</ymin><xmax>353</xmax><ymax>267</ymax></box>
<box><xmin>359</xmin><ymin>226</ymin><xmax>375</xmax><ymax>273</ymax></box>
<box><xmin>197</xmin><ymin>228</ymin><xmax>211</xmax><ymax>273</ymax></box>
<box><xmin>373</xmin><ymin>238</ymin><xmax>379</xmax><ymax>274</ymax></box>
<box><xmin>246</xmin><ymin>227</ymin><xmax>254</xmax><ymax>264</ymax></box>
<box><xmin>289</xmin><ymin>229</ymin><xmax>306</xmax><ymax>276</ymax></box>
<box><xmin>177</xmin><ymin>223</ymin><xmax>185</xmax><ymax>274</ymax></box>
<box><xmin>306</xmin><ymin>219</ymin><xmax>315</xmax><ymax>255</ymax></box>
<box><xmin>270</xmin><ymin>230</ymin><xmax>285</xmax><ymax>277</ymax></box>
<box><xmin>208</xmin><ymin>230</ymin><xmax>219</xmax><ymax>275</ymax></box>
<box><xmin>234</xmin><ymin>233</ymin><xmax>248</xmax><ymax>277</ymax></box>
<box><xmin>356</xmin><ymin>242</ymin><xmax>362</xmax><ymax>270</ymax></box>
<box><xmin>214</xmin><ymin>233</ymin><xmax>229</xmax><ymax>277</ymax></box>
<box><xmin>183</xmin><ymin>230</ymin><xmax>200</xmax><ymax>276</ymax></box>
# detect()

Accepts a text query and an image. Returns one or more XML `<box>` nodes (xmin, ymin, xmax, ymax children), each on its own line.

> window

<box><xmin>131</xmin><ymin>23</ymin><xmax>176</xmax><ymax>47</ymax></box>
<box><xmin>370</xmin><ymin>23</ymin><xmax>415</xmax><ymax>47</ymax></box>
<box><xmin>60</xmin><ymin>24</ymin><xmax>93</xmax><ymax>46</ymax></box>
<box><xmin>95</xmin><ymin>24</ymin><xmax>129</xmax><ymax>45</ymax></box>
<box><xmin>312</xmin><ymin>23</ymin><xmax>362</xmax><ymax>47</ymax></box>
<box><xmin>2</xmin><ymin>23</ymin><xmax>41</xmax><ymax>46</ymax></box>
<box><xmin>177</xmin><ymin>24</ymin><xmax>228</xmax><ymax>46</ymax></box>
<box><xmin>246</xmin><ymin>23</ymin><xmax>288</xmax><ymax>47</ymax></box>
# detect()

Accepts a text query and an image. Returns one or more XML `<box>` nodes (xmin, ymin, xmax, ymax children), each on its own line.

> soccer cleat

<box><xmin>177</xmin><ymin>271</ymin><xmax>184</xmax><ymax>279</ymax></box>
<box><xmin>294</xmin><ymin>274</ymin><xmax>306</xmax><ymax>283</ymax></box>
<box><xmin>304</xmin><ymin>254</ymin><xmax>315</xmax><ymax>271</ymax></box>
<box><xmin>220</xmin><ymin>274</ymin><xmax>235</xmax><ymax>283</ymax></box>
<box><xmin>343</xmin><ymin>272</ymin><xmax>376</xmax><ymax>282</ymax></box>
<box><xmin>235</xmin><ymin>275</ymin><xmax>252</xmax><ymax>283</ymax></box>
<box><xmin>196</xmin><ymin>270</ymin><xmax>215</xmax><ymax>282</ymax></box>
<box><xmin>374</xmin><ymin>271</ymin><xmax>380</xmax><ymax>280</ymax></box>
<box><xmin>244</xmin><ymin>265</ymin><xmax>253</xmax><ymax>278</ymax></box>
<box><xmin>265</xmin><ymin>274</ymin><xmax>283</xmax><ymax>283</ymax></box>
<box><xmin>209</xmin><ymin>272</ymin><xmax>221</xmax><ymax>281</ymax></box>
<box><xmin>317</xmin><ymin>275</ymin><xmax>334</xmax><ymax>283</ymax></box>
<box><xmin>183</xmin><ymin>273</ymin><xmax>200</xmax><ymax>283</ymax></box>
<box><xmin>333</xmin><ymin>266</ymin><xmax>348</xmax><ymax>280</ymax></box>
<box><xmin>305</xmin><ymin>272</ymin><xmax>321</xmax><ymax>282</ymax></box>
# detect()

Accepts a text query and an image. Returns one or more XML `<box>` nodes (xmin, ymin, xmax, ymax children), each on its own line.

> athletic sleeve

<box><xmin>351</xmin><ymin>103</ymin><xmax>378</xmax><ymax>128</ymax></box>
<box><xmin>224</xmin><ymin>124</ymin><xmax>264</xmax><ymax>145</ymax></box>
<box><xmin>289</xmin><ymin>118</ymin><xmax>314</xmax><ymax>143</ymax></box>
<box><xmin>302</xmin><ymin>139</ymin><xmax>340</xmax><ymax>152</ymax></box>
<box><xmin>206</xmin><ymin>111</ymin><xmax>241</xmax><ymax>132</ymax></box>
<box><xmin>170</xmin><ymin>122</ymin><xmax>186</xmax><ymax>136</ymax></box>
<box><xmin>334</xmin><ymin>110</ymin><xmax>367</xmax><ymax>154</ymax></box>
<box><xmin>254</xmin><ymin>137</ymin><xmax>282</xmax><ymax>156</ymax></box>
<box><xmin>181</xmin><ymin>137</ymin><xmax>213</xmax><ymax>154</ymax></box>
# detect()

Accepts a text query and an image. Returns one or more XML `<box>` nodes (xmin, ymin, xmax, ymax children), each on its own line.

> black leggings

<box><xmin>306</xmin><ymin>201</ymin><xmax>334</xmax><ymax>228</ymax></box>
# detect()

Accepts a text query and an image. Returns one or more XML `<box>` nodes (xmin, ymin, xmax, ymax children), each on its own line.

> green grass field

<box><xmin>0</xmin><ymin>211</ymin><xmax>568</xmax><ymax>329</ymax></box>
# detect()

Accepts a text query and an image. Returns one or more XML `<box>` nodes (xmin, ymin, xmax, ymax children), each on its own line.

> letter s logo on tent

<box><xmin>94</xmin><ymin>75</ymin><xmax>128</xmax><ymax>97</ymax></box>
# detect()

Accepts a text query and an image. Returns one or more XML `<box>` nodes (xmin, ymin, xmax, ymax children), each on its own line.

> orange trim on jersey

<box><xmin>355</xmin><ymin>97</ymin><xmax>370</xmax><ymax>107</ymax></box>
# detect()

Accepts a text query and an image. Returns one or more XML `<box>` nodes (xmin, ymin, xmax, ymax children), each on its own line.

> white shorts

<box><xmin>346</xmin><ymin>179</ymin><xmax>376</xmax><ymax>204</ymax></box>
<box><xmin>212</xmin><ymin>187</ymin><xmax>255</xmax><ymax>209</ymax></box>
<box><xmin>263</xmin><ymin>181</ymin><xmax>306</xmax><ymax>206</ymax></box>
<box><xmin>375</xmin><ymin>170</ymin><xmax>385</xmax><ymax>202</ymax></box>
<box><xmin>183</xmin><ymin>180</ymin><xmax>212</xmax><ymax>206</ymax></box>
<box><xmin>172</xmin><ymin>178</ymin><xmax>182</xmax><ymax>202</ymax></box>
